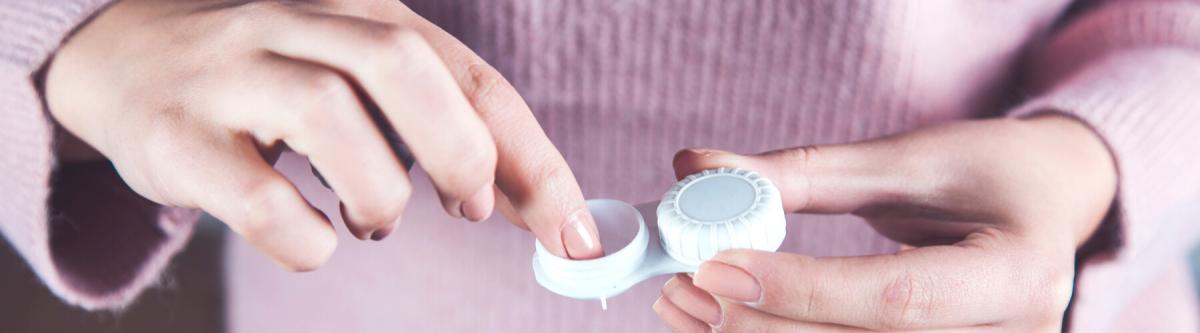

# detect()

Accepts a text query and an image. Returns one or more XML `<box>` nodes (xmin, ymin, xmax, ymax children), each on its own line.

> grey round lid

<box><xmin>656</xmin><ymin>168</ymin><xmax>786</xmax><ymax>266</ymax></box>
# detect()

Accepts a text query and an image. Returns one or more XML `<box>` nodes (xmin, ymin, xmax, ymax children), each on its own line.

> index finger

<box><xmin>422</xmin><ymin>28</ymin><xmax>602</xmax><ymax>260</ymax></box>
<box><xmin>366</xmin><ymin>6</ymin><xmax>604</xmax><ymax>259</ymax></box>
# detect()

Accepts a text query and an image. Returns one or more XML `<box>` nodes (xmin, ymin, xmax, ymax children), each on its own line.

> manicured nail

<box><xmin>460</xmin><ymin>185</ymin><xmax>494</xmax><ymax>222</ymax></box>
<box><xmin>693</xmin><ymin>261</ymin><xmax>761</xmax><ymax>303</ymax></box>
<box><xmin>664</xmin><ymin>275</ymin><xmax>723</xmax><ymax>326</ymax></box>
<box><xmin>560</xmin><ymin>209</ymin><xmax>603</xmax><ymax>259</ymax></box>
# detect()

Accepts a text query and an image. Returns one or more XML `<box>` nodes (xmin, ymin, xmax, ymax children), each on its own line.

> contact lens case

<box><xmin>531</xmin><ymin>168</ymin><xmax>786</xmax><ymax>307</ymax></box>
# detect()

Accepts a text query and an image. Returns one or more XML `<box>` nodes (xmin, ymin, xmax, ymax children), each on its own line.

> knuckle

<box><xmin>1001</xmin><ymin>250</ymin><xmax>1074</xmax><ymax>321</ymax></box>
<box><xmin>294</xmin><ymin>72</ymin><xmax>354</xmax><ymax>131</ymax></box>
<box><xmin>436</xmin><ymin>140</ymin><xmax>497</xmax><ymax>198</ymax></box>
<box><xmin>393</xmin><ymin>178</ymin><xmax>415</xmax><ymax>205</ymax></box>
<box><xmin>215</xmin><ymin>3</ymin><xmax>267</xmax><ymax>36</ymax></box>
<box><xmin>780</xmin><ymin>256</ymin><xmax>822</xmax><ymax>319</ymax></box>
<box><xmin>387</xmin><ymin>183</ymin><xmax>415</xmax><ymax>214</ymax></box>
<box><xmin>307</xmin><ymin>71</ymin><xmax>350</xmax><ymax>99</ymax></box>
<box><xmin>237</xmin><ymin>179</ymin><xmax>295</xmax><ymax>240</ymax></box>
<box><xmin>372</xmin><ymin>26</ymin><xmax>431</xmax><ymax>70</ymax></box>
<box><xmin>462</xmin><ymin>61</ymin><xmax>513</xmax><ymax>117</ymax></box>
<box><xmin>877</xmin><ymin>270</ymin><xmax>933</xmax><ymax>330</ymax></box>
<box><xmin>765</xmin><ymin>145</ymin><xmax>820</xmax><ymax>167</ymax></box>
<box><xmin>761</xmin><ymin>145</ymin><xmax>819</xmax><ymax>175</ymax></box>
<box><xmin>216</xmin><ymin>1</ymin><xmax>294</xmax><ymax>41</ymax></box>
<box><xmin>1031</xmin><ymin>265</ymin><xmax>1075</xmax><ymax>316</ymax></box>
<box><xmin>304</xmin><ymin>72</ymin><xmax>354</xmax><ymax>112</ymax></box>
<box><xmin>379</xmin><ymin>26</ymin><xmax>425</xmax><ymax>51</ymax></box>
<box><xmin>236</xmin><ymin>210</ymin><xmax>276</xmax><ymax>243</ymax></box>
<box><xmin>229</xmin><ymin>0</ymin><xmax>278</xmax><ymax>14</ymax></box>
<box><xmin>513</xmin><ymin>152</ymin><xmax>568</xmax><ymax>201</ymax></box>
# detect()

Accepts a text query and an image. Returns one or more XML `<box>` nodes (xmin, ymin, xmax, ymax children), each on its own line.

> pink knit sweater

<box><xmin>3</xmin><ymin>0</ymin><xmax>1199</xmax><ymax>331</ymax></box>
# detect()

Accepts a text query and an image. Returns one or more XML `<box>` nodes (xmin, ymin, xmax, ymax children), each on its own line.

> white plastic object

<box><xmin>531</xmin><ymin>168</ymin><xmax>787</xmax><ymax>302</ymax></box>
<box><xmin>657</xmin><ymin>167</ymin><xmax>786</xmax><ymax>266</ymax></box>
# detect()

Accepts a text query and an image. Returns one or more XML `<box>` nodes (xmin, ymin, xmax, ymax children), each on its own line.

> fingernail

<box><xmin>693</xmin><ymin>261</ymin><xmax>761</xmax><ymax>303</ymax></box>
<box><xmin>664</xmin><ymin>276</ymin><xmax>723</xmax><ymax>326</ymax></box>
<box><xmin>683</xmin><ymin>148</ymin><xmax>725</xmax><ymax>157</ymax></box>
<box><xmin>448</xmin><ymin>201</ymin><xmax>464</xmax><ymax>219</ymax></box>
<box><xmin>369</xmin><ymin>215</ymin><xmax>400</xmax><ymax>241</ymax></box>
<box><xmin>460</xmin><ymin>185</ymin><xmax>494</xmax><ymax>222</ymax></box>
<box><xmin>560</xmin><ymin>209</ymin><xmax>603</xmax><ymax>259</ymax></box>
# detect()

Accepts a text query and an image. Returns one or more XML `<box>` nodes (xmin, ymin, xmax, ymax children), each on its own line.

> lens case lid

<box><xmin>531</xmin><ymin>168</ymin><xmax>786</xmax><ymax>301</ymax></box>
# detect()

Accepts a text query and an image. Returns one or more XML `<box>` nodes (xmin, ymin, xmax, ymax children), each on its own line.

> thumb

<box><xmin>672</xmin><ymin>143</ymin><xmax>919</xmax><ymax>214</ymax></box>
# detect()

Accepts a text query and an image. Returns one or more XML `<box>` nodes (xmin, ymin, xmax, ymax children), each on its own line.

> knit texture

<box><xmin>0</xmin><ymin>0</ymin><xmax>200</xmax><ymax>310</ymax></box>
<box><xmin>1009</xmin><ymin>1</ymin><xmax>1200</xmax><ymax>329</ymax></box>
<box><xmin>1</xmin><ymin>0</ymin><xmax>1198</xmax><ymax>331</ymax></box>
<box><xmin>411</xmin><ymin>0</ymin><xmax>1070</xmax><ymax>202</ymax></box>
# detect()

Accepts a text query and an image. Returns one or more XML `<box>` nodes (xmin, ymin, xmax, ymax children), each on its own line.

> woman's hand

<box><xmin>44</xmin><ymin>0</ymin><xmax>603</xmax><ymax>271</ymax></box>
<box><xmin>654</xmin><ymin>115</ymin><xmax>1117</xmax><ymax>332</ymax></box>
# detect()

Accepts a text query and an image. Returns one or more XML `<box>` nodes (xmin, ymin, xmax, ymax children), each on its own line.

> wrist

<box><xmin>1017</xmin><ymin>113</ymin><xmax>1119</xmax><ymax>245</ymax></box>
<box><xmin>42</xmin><ymin>0</ymin><xmax>129</xmax><ymax>163</ymax></box>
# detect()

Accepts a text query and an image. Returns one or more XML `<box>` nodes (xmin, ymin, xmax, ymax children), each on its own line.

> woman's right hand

<box><xmin>45</xmin><ymin>0</ymin><xmax>603</xmax><ymax>271</ymax></box>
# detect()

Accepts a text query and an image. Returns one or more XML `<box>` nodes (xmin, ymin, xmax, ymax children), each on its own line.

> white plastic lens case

<box><xmin>531</xmin><ymin>168</ymin><xmax>786</xmax><ymax>301</ymax></box>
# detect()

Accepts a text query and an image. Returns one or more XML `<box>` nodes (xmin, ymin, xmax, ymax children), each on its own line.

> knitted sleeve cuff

<box><xmin>1</xmin><ymin>0</ymin><xmax>202</xmax><ymax>310</ymax></box>
<box><xmin>1010</xmin><ymin>1</ymin><xmax>1200</xmax><ymax>259</ymax></box>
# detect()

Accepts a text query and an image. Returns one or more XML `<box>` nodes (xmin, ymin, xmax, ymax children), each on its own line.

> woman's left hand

<box><xmin>654</xmin><ymin>115</ymin><xmax>1117</xmax><ymax>332</ymax></box>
